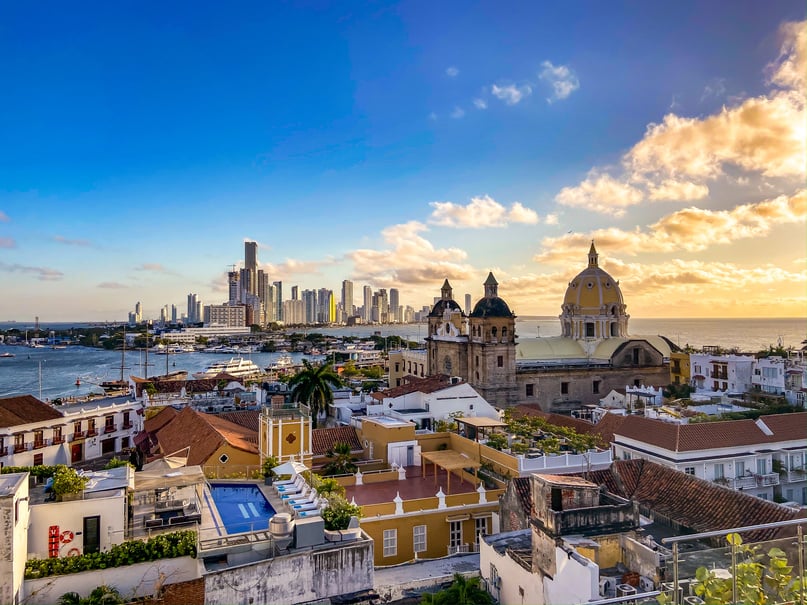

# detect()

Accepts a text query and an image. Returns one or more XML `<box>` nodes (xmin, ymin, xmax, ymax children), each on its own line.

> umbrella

<box><xmin>272</xmin><ymin>460</ymin><xmax>309</xmax><ymax>476</ymax></box>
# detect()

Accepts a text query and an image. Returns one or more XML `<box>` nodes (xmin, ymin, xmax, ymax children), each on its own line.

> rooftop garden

<box><xmin>483</xmin><ymin>409</ymin><xmax>603</xmax><ymax>455</ymax></box>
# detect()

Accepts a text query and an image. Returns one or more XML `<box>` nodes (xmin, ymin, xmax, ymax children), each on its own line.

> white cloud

<box><xmin>446</xmin><ymin>66</ymin><xmax>459</xmax><ymax>77</ymax></box>
<box><xmin>491</xmin><ymin>83</ymin><xmax>532</xmax><ymax>105</ymax></box>
<box><xmin>0</xmin><ymin>262</ymin><xmax>63</xmax><ymax>281</ymax></box>
<box><xmin>699</xmin><ymin>77</ymin><xmax>727</xmax><ymax>103</ymax></box>
<box><xmin>544</xmin><ymin>213</ymin><xmax>559</xmax><ymax>225</ymax></box>
<box><xmin>429</xmin><ymin>195</ymin><xmax>539</xmax><ymax>228</ymax></box>
<box><xmin>539</xmin><ymin>60</ymin><xmax>580</xmax><ymax>102</ymax></box>
<box><xmin>0</xmin><ymin>211</ymin><xmax>9</xmax><ymax>222</ymax></box>
<box><xmin>473</xmin><ymin>98</ymin><xmax>487</xmax><ymax>110</ymax></box>
<box><xmin>646</xmin><ymin>179</ymin><xmax>710</xmax><ymax>201</ymax></box>
<box><xmin>537</xmin><ymin>189</ymin><xmax>806</xmax><ymax>262</ymax></box>
<box><xmin>555</xmin><ymin>172</ymin><xmax>644</xmax><ymax>216</ymax></box>
<box><xmin>450</xmin><ymin>106</ymin><xmax>466</xmax><ymax>119</ymax></box>
<box><xmin>766</xmin><ymin>20</ymin><xmax>806</xmax><ymax>91</ymax></box>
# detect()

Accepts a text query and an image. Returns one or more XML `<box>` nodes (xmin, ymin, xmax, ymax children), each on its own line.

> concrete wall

<box><xmin>23</xmin><ymin>556</ymin><xmax>200</xmax><ymax>604</ymax></box>
<box><xmin>480</xmin><ymin>532</ymin><xmax>544</xmax><ymax>605</ymax></box>
<box><xmin>0</xmin><ymin>474</ymin><xmax>29</xmax><ymax>605</ymax></box>
<box><xmin>28</xmin><ymin>491</ymin><xmax>127</xmax><ymax>558</ymax></box>
<box><xmin>204</xmin><ymin>539</ymin><xmax>374</xmax><ymax>605</ymax></box>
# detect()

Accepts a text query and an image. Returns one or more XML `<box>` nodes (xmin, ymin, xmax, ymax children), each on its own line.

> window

<box><xmin>497</xmin><ymin>356</ymin><xmax>503</xmax><ymax>368</ymax></box>
<box><xmin>490</xmin><ymin>564</ymin><xmax>500</xmax><ymax>590</ymax></box>
<box><xmin>449</xmin><ymin>521</ymin><xmax>462</xmax><ymax>548</ymax></box>
<box><xmin>383</xmin><ymin>528</ymin><xmax>397</xmax><ymax>557</ymax></box>
<box><xmin>757</xmin><ymin>459</ymin><xmax>767</xmax><ymax>475</ymax></box>
<box><xmin>104</xmin><ymin>415</ymin><xmax>115</xmax><ymax>432</ymax></box>
<box><xmin>87</xmin><ymin>418</ymin><xmax>96</xmax><ymax>435</ymax></box>
<box><xmin>33</xmin><ymin>430</ymin><xmax>44</xmax><ymax>447</ymax></box>
<box><xmin>684</xmin><ymin>467</ymin><xmax>695</xmax><ymax>475</ymax></box>
<box><xmin>585</xmin><ymin>322</ymin><xmax>595</xmax><ymax>337</ymax></box>
<box><xmin>526</xmin><ymin>384</ymin><xmax>534</xmax><ymax>397</ymax></box>
<box><xmin>758</xmin><ymin>493</ymin><xmax>768</xmax><ymax>500</ymax></box>
<box><xmin>33</xmin><ymin>453</ymin><xmax>43</xmax><ymax>466</ymax></box>
<box><xmin>502</xmin><ymin>327</ymin><xmax>507</xmax><ymax>339</ymax></box>
<box><xmin>413</xmin><ymin>525</ymin><xmax>427</xmax><ymax>553</ymax></box>
<box><xmin>219</xmin><ymin>454</ymin><xmax>229</xmax><ymax>464</ymax></box>
<box><xmin>561</xmin><ymin>382</ymin><xmax>569</xmax><ymax>395</ymax></box>
<box><xmin>634</xmin><ymin>379</ymin><xmax>641</xmax><ymax>387</ymax></box>
<box><xmin>491</xmin><ymin>327</ymin><xmax>497</xmax><ymax>339</ymax></box>
<box><xmin>475</xmin><ymin>355</ymin><xmax>479</xmax><ymax>367</ymax></box>
<box><xmin>714</xmin><ymin>463</ymin><xmax>724</xmax><ymax>480</ymax></box>
<box><xmin>736</xmin><ymin>461</ymin><xmax>745</xmax><ymax>478</ymax></box>
<box><xmin>73</xmin><ymin>420</ymin><xmax>82</xmax><ymax>435</ymax></box>
<box><xmin>632</xmin><ymin>348</ymin><xmax>640</xmax><ymax>364</ymax></box>
<box><xmin>593</xmin><ymin>380</ymin><xmax>601</xmax><ymax>394</ymax></box>
<box><xmin>53</xmin><ymin>426</ymin><xmax>62</xmax><ymax>443</ymax></box>
<box><xmin>475</xmin><ymin>517</ymin><xmax>489</xmax><ymax>547</ymax></box>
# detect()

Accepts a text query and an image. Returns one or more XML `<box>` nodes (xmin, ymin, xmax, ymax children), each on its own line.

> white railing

<box><xmin>518</xmin><ymin>449</ymin><xmax>613</xmax><ymax>474</ymax></box>
<box><xmin>447</xmin><ymin>543</ymin><xmax>471</xmax><ymax>555</ymax></box>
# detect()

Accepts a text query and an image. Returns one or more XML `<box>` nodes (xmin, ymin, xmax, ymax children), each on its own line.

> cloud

<box><xmin>491</xmin><ymin>83</ymin><xmax>532</xmax><ymax>105</ymax></box>
<box><xmin>544</xmin><ymin>213</ymin><xmax>559</xmax><ymax>225</ymax></box>
<box><xmin>348</xmin><ymin>221</ymin><xmax>475</xmax><ymax>286</ymax></box>
<box><xmin>97</xmin><ymin>282</ymin><xmax>127</xmax><ymax>289</ymax></box>
<box><xmin>699</xmin><ymin>77</ymin><xmax>727</xmax><ymax>103</ymax></box>
<box><xmin>555</xmin><ymin>172</ymin><xmax>644</xmax><ymax>216</ymax></box>
<box><xmin>429</xmin><ymin>195</ymin><xmax>539</xmax><ymax>228</ymax></box>
<box><xmin>0</xmin><ymin>262</ymin><xmax>63</xmax><ymax>281</ymax></box>
<box><xmin>0</xmin><ymin>211</ymin><xmax>9</xmax><ymax>222</ymax></box>
<box><xmin>446</xmin><ymin>66</ymin><xmax>459</xmax><ymax>77</ymax></box>
<box><xmin>539</xmin><ymin>60</ymin><xmax>580</xmax><ymax>102</ymax></box>
<box><xmin>134</xmin><ymin>263</ymin><xmax>173</xmax><ymax>274</ymax></box>
<box><xmin>472</xmin><ymin>98</ymin><xmax>487</xmax><ymax>110</ymax></box>
<box><xmin>646</xmin><ymin>179</ymin><xmax>710</xmax><ymax>201</ymax></box>
<box><xmin>536</xmin><ymin>190</ymin><xmax>806</xmax><ymax>262</ymax></box>
<box><xmin>450</xmin><ymin>106</ymin><xmax>465</xmax><ymax>119</ymax></box>
<box><xmin>0</xmin><ymin>237</ymin><xmax>15</xmax><ymax>248</ymax></box>
<box><xmin>428</xmin><ymin>112</ymin><xmax>438</xmax><ymax>121</ymax></box>
<box><xmin>767</xmin><ymin>20</ymin><xmax>806</xmax><ymax>91</ymax></box>
<box><xmin>52</xmin><ymin>235</ymin><xmax>91</xmax><ymax>247</ymax></box>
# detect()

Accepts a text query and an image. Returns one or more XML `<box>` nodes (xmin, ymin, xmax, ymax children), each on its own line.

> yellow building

<box><xmin>258</xmin><ymin>401</ymin><xmax>313</xmax><ymax>467</ymax></box>
<box><xmin>670</xmin><ymin>351</ymin><xmax>691</xmax><ymax>386</ymax></box>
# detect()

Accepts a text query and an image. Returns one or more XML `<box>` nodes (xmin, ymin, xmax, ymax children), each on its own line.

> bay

<box><xmin>0</xmin><ymin>317</ymin><xmax>804</xmax><ymax>400</ymax></box>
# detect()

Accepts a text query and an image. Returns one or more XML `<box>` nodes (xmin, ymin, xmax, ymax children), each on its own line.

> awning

<box><xmin>446</xmin><ymin>514</ymin><xmax>470</xmax><ymax>522</ymax></box>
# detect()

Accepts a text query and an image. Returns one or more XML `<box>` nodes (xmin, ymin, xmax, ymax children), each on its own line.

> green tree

<box><xmin>288</xmin><ymin>360</ymin><xmax>341</xmax><ymax>428</ymax></box>
<box><xmin>103</xmin><ymin>457</ymin><xmax>132</xmax><ymax>470</ymax></box>
<box><xmin>59</xmin><ymin>585</ymin><xmax>124</xmax><ymax>605</ymax></box>
<box><xmin>321</xmin><ymin>494</ymin><xmax>361</xmax><ymax>531</ymax></box>
<box><xmin>322</xmin><ymin>442</ymin><xmax>358</xmax><ymax>476</ymax></box>
<box><xmin>51</xmin><ymin>466</ymin><xmax>89</xmax><ymax>499</ymax></box>
<box><xmin>421</xmin><ymin>574</ymin><xmax>493</xmax><ymax>605</ymax></box>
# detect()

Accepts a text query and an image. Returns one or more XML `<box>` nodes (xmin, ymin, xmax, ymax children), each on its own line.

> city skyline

<box><xmin>0</xmin><ymin>3</ymin><xmax>804</xmax><ymax>321</ymax></box>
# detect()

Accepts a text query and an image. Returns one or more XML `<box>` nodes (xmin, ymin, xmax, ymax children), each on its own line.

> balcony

<box><xmin>756</xmin><ymin>472</ymin><xmax>780</xmax><ymax>487</ymax></box>
<box><xmin>86</xmin><ymin>429</ymin><xmax>98</xmax><ymax>437</ymax></box>
<box><xmin>785</xmin><ymin>468</ymin><xmax>806</xmax><ymax>483</ymax></box>
<box><xmin>72</xmin><ymin>431</ymin><xmax>85</xmax><ymax>441</ymax></box>
<box><xmin>729</xmin><ymin>475</ymin><xmax>757</xmax><ymax>490</ymax></box>
<box><xmin>122</xmin><ymin>422</ymin><xmax>133</xmax><ymax>430</ymax></box>
<box><xmin>32</xmin><ymin>440</ymin><xmax>45</xmax><ymax>450</ymax></box>
<box><xmin>104</xmin><ymin>424</ymin><xmax>117</xmax><ymax>434</ymax></box>
<box><xmin>14</xmin><ymin>444</ymin><xmax>26</xmax><ymax>454</ymax></box>
<box><xmin>52</xmin><ymin>436</ymin><xmax>64</xmax><ymax>445</ymax></box>
<box><xmin>447</xmin><ymin>544</ymin><xmax>473</xmax><ymax>555</ymax></box>
<box><xmin>0</xmin><ymin>446</ymin><xmax>7</xmax><ymax>457</ymax></box>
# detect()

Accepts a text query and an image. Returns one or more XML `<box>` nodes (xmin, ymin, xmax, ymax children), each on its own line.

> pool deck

<box><xmin>344</xmin><ymin>465</ymin><xmax>477</xmax><ymax>506</ymax></box>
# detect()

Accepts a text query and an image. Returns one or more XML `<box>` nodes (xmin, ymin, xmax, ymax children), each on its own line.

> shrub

<box><xmin>321</xmin><ymin>495</ymin><xmax>361</xmax><ymax>531</ymax></box>
<box><xmin>52</xmin><ymin>466</ymin><xmax>89</xmax><ymax>499</ymax></box>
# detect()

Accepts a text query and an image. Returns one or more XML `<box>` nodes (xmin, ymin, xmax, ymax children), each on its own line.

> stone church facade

<box><xmin>426</xmin><ymin>244</ymin><xmax>673</xmax><ymax>413</ymax></box>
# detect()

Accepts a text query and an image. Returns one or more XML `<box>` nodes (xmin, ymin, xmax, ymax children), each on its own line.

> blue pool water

<box><xmin>210</xmin><ymin>484</ymin><xmax>276</xmax><ymax>534</ymax></box>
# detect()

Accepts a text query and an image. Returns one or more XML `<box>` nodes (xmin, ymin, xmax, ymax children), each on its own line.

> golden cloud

<box><xmin>555</xmin><ymin>172</ymin><xmax>643</xmax><ymax>216</ymax></box>
<box><xmin>429</xmin><ymin>195</ymin><xmax>539</xmax><ymax>228</ymax></box>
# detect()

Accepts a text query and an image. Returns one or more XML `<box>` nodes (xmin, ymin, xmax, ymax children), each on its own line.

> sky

<box><xmin>0</xmin><ymin>1</ymin><xmax>805</xmax><ymax>321</ymax></box>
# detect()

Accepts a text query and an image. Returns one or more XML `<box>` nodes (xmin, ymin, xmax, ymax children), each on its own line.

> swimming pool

<box><xmin>210</xmin><ymin>484</ymin><xmax>276</xmax><ymax>534</ymax></box>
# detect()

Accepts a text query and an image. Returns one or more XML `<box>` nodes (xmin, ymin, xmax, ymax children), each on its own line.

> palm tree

<box><xmin>322</xmin><ymin>442</ymin><xmax>358</xmax><ymax>476</ymax></box>
<box><xmin>421</xmin><ymin>574</ymin><xmax>493</xmax><ymax>605</ymax></box>
<box><xmin>288</xmin><ymin>360</ymin><xmax>341</xmax><ymax>428</ymax></box>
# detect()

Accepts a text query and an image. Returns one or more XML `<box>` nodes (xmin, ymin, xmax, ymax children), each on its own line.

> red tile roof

<box><xmin>0</xmin><ymin>395</ymin><xmax>63</xmax><ymax>428</ymax></box>
<box><xmin>218</xmin><ymin>410</ymin><xmax>260</xmax><ymax>433</ymax></box>
<box><xmin>613</xmin><ymin>412</ymin><xmax>807</xmax><ymax>452</ymax></box>
<box><xmin>153</xmin><ymin>407</ymin><xmax>258</xmax><ymax>467</ymax></box>
<box><xmin>372</xmin><ymin>374</ymin><xmax>454</xmax><ymax>401</ymax></box>
<box><xmin>312</xmin><ymin>426</ymin><xmax>363</xmax><ymax>456</ymax></box>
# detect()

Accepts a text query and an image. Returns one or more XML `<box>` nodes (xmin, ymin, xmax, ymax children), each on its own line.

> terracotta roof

<box><xmin>613</xmin><ymin>412</ymin><xmax>807</xmax><ymax>452</ymax></box>
<box><xmin>0</xmin><ymin>395</ymin><xmax>63</xmax><ymax>428</ymax></box>
<box><xmin>512</xmin><ymin>477</ymin><xmax>532</xmax><ymax>518</ymax></box>
<box><xmin>153</xmin><ymin>407</ymin><xmax>258</xmax><ymax>466</ymax></box>
<box><xmin>591</xmin><ymin>412</ymin><xmax>629</xmax><ymax>445</ymax></box>
<box><xmin>144</xmin><ymin>407</ymin><xmax>178</xmax><ymax>433</ymax></box>
<box><xmin>218</xmin><ymin>410</ymin><xmax>260</xmax><ymax>433</ymax></box>
<box><xmin>312</xmin><ymin>426</ymin><xmax>363</xmax><ymax>456</ymax></box>
<box><xmin>517</xmin><ymin>459</ymin><xmax>803</xmax><ymax>542</ymax></box>
<box><xmin>131</xmin><ymin>376</ymin><xmax>240</xmax><ymax>397</ymax></box>
<box><xmin>373</xmin><ymin>374</ymin><xmax>454</xmax><ymax>401</ymax></box>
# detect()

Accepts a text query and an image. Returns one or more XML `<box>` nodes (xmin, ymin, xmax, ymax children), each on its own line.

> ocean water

<box><xmin>0</xmin><ymin>317</ymin><xmax>804</xmax><ymax>399</ymax></box>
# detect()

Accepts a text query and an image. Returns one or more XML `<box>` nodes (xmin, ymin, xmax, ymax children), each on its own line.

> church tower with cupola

<box><xmin>560</xmin><ymin>242</ymin><xmax>629</xmax><ymax>355</ymax></box>
<box><xmin>467</xmin><ymin>273</ymin><xmax>518</xmax><ymax>407</ymax></box>
<box><xmin>426</xmin><ymin>279</ymin><xmax>469</xmax><ymax>380</ymax></box>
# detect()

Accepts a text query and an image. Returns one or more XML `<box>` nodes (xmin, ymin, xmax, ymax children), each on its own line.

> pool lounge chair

<box><xmin>291</xmin><ymin>500</ymin><xmax>320</xmax><ymax>512</ymax></box>
<box><xmin>275</xmin><ymin>477</ymin><xmax>306</xmax><ymax>493</ymax></box>
<box><xmin>277</xmin><ymin>482</ymin><xmax>309</xmax><ymax>497</ymax></box>
<box><xmin>296</xmin><ymin>508</ymin><xmax>320</xmax><ymax>518</ymax></box>
<box><xmin>282</xmin><ymin>487</ymin><xmax>315</xmax><ymax>503</ymax></box>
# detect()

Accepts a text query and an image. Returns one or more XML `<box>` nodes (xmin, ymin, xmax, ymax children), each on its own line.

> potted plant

<box><xmin>262</xmin><ymin>455</ymin><xmax>279</xmax><ymax>485</ymax></box>
<box><xmin>321</xmin><ymin>495</ymin><xmax>361</xmax><ymax>541</ymax></box>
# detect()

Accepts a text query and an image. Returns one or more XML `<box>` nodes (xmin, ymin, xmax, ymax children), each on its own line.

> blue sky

<box><xmin>0</xmin><ymin>1</ymin><xmax>805</xmax><ymax>321</ymax></box>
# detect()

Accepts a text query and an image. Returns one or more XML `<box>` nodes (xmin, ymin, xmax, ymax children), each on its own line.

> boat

<box><xmin>0</xmin><ymin>352</ymin><xmax>14</xmax><ymax>358</ymax></box>
<box><xmin>192</xmin><ymin>357</ymin><xmax>264</xmax><ymax>380</ymax></box>
<box><xmin>266</xmin><ymin>353</ymin><xmax>294</xmax><ymax>371</ymax></box>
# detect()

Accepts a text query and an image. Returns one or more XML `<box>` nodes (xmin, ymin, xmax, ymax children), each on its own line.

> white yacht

<box><xmin>266</xmin><ymin>353</ymin><xmax>294</xmax><ymax>371</ymax></box>
<box><xmin>192</xmin><ymin>357</ymin><xmax>263</xmax><ymax>380</ymax></box>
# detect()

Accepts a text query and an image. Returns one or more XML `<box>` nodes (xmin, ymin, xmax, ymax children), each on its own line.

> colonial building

<box><xmin>426</xmin><ymin>243</ymin><xmax>674</xmax><ymax>412</ymax></box>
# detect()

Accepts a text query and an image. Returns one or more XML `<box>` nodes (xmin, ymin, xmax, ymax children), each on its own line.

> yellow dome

<box><xmin>562</xmin><ymin>242</ymin><xmax>624</xmax><ymax>313</ymax></box>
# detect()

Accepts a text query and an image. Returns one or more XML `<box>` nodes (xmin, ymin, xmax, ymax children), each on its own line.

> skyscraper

<box><xmin>389</xmin><ymin>288</ymin><xmax>400</xmax><ymax>323</ymax></box>
<box><xmin>291</xmin><ymin>285</ymin><xmax>299</xmax><ymax>300</ymax></box>
<box><xmin>341</xmin><ymin>280</ymin><xmax>354</xmax><ymax>323</ymax></box>
<box><xmin>228</xmin><ymin>272</ymin><xmax>240</xmax><ymax>305</ymax></box>
<box><xmin>273</xmin><ymin>281</ymin><xmax>283</xmax><ymax>322</ymax></box>
<box><xmin>244</xmin><ymin>241</ymin><xmax>258</xmax><ymax>297</ymax></box>
<box><xmin>363</xmin><ymin>285</ymin><xmax>372</xmax><ymax>323</ymax></box>
<box><xmin>186</xmin><ymin>294</ymin><xmax>200</xmax><ymax>323</ymax></box>
<box><xmin>464</xmin><ymin>293</ymin><xmax>472</xmax><ymax>316</ymax></box>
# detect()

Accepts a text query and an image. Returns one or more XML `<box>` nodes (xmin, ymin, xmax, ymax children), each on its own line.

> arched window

<box><xmin>491</xmin><ymin>327</ymin><xmax>498</xmax><ymax>340</ymax></box>
<box><xmin>502</xmin><ymin>326</ymin><xmax>508</xmax><ymax>340</ymax></box>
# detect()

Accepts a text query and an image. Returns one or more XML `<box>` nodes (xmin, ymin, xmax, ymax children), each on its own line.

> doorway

<box><xmin>70</xmin><ymin>442</ymin><xmax>83</xmax><ymax>464</ymax></box>
<box><xmin>83</xmin><ymin>516</ymin><xmax>100</xmax><ymax>554</ymax></box>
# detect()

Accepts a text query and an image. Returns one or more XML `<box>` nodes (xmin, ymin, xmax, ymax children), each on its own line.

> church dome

<box><xmin>470</xmin><ymin>273</ymin><xmax>514</xmax><ymax>318</ymax></box>
<box><xmin>563</xmin><ymin>242</ymin><xmax>624</xmax><ymax>312</ymax></box>
<box><xmin>429</xmin><ymin>279</ymin><xmax>464</xmax><ymax>317</ymax></box>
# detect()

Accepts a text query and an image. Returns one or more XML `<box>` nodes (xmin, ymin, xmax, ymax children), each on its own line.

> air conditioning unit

<box><xmin>599</xmin><ymin>577</ymin><xmax>617</xmax><ymax>597</ymax></box>
<box><xmin>639</xmin><ymin>576</ymin><xmax>655</xmax><ymax>593</ymax></box>
<box><xmin>617</xmin><ymin>584</ymin><xmax>637</xmax><ymax>597</ymax></box>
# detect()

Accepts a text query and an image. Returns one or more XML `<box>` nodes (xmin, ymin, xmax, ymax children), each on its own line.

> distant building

<box><xmin>342</xmin><ymin>280</ymin><xmax>354</xmax><ymax>323</ymax></box>
<box><xmin>203</xmin><ymin>304</ymin><xmax>245</xmax><ymax>328</ymax></box>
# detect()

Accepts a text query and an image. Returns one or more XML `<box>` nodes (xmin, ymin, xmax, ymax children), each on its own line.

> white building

<box><xmin>0</xmin><ymin>395</ymin><xmax>143</xmax><ymax>468</ymax></box>
<box><xmin>203</xmin><ymin>304</ymin><xmax>246</xmax><ymax>328</ymax></box>
<box><xmin>0</xmin><ymin>473</ymin><xmax>28</xmax><ymax>605</ymax></box>
<box><xmin>752</xmin><ymin>356</ymin><xmax>788</xmax><ymax>395</ymax></box>
<box><xmin>159</xmin><ymin>325</ymin><xmax>251</xmax><ymax>344</ymax></box>
<box><xmin>612</xmin><ymin>412</ymin><xmax>807</xmax><ymax>503</ymax></box>
<box><xmin>690</xmin><ymin>353</ymin><xmax>754</xmax><ymax>394</ymax></box>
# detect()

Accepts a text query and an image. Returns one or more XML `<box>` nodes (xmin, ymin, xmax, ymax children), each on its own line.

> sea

<box><xmin>0</xmin><ymin>317</ymin><xmax>804</xmax><ymax>400</ymax></box>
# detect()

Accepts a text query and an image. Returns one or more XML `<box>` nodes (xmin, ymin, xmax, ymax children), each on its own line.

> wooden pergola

<box><xmin>455</xmin><ymin>416</ymin><xmax>507</xmax><ymax>442</ymax></box>
<box><xmin>421</xmin><ymin>450</ymin><xmax>482</xmax><ymax>494</ymax></box>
